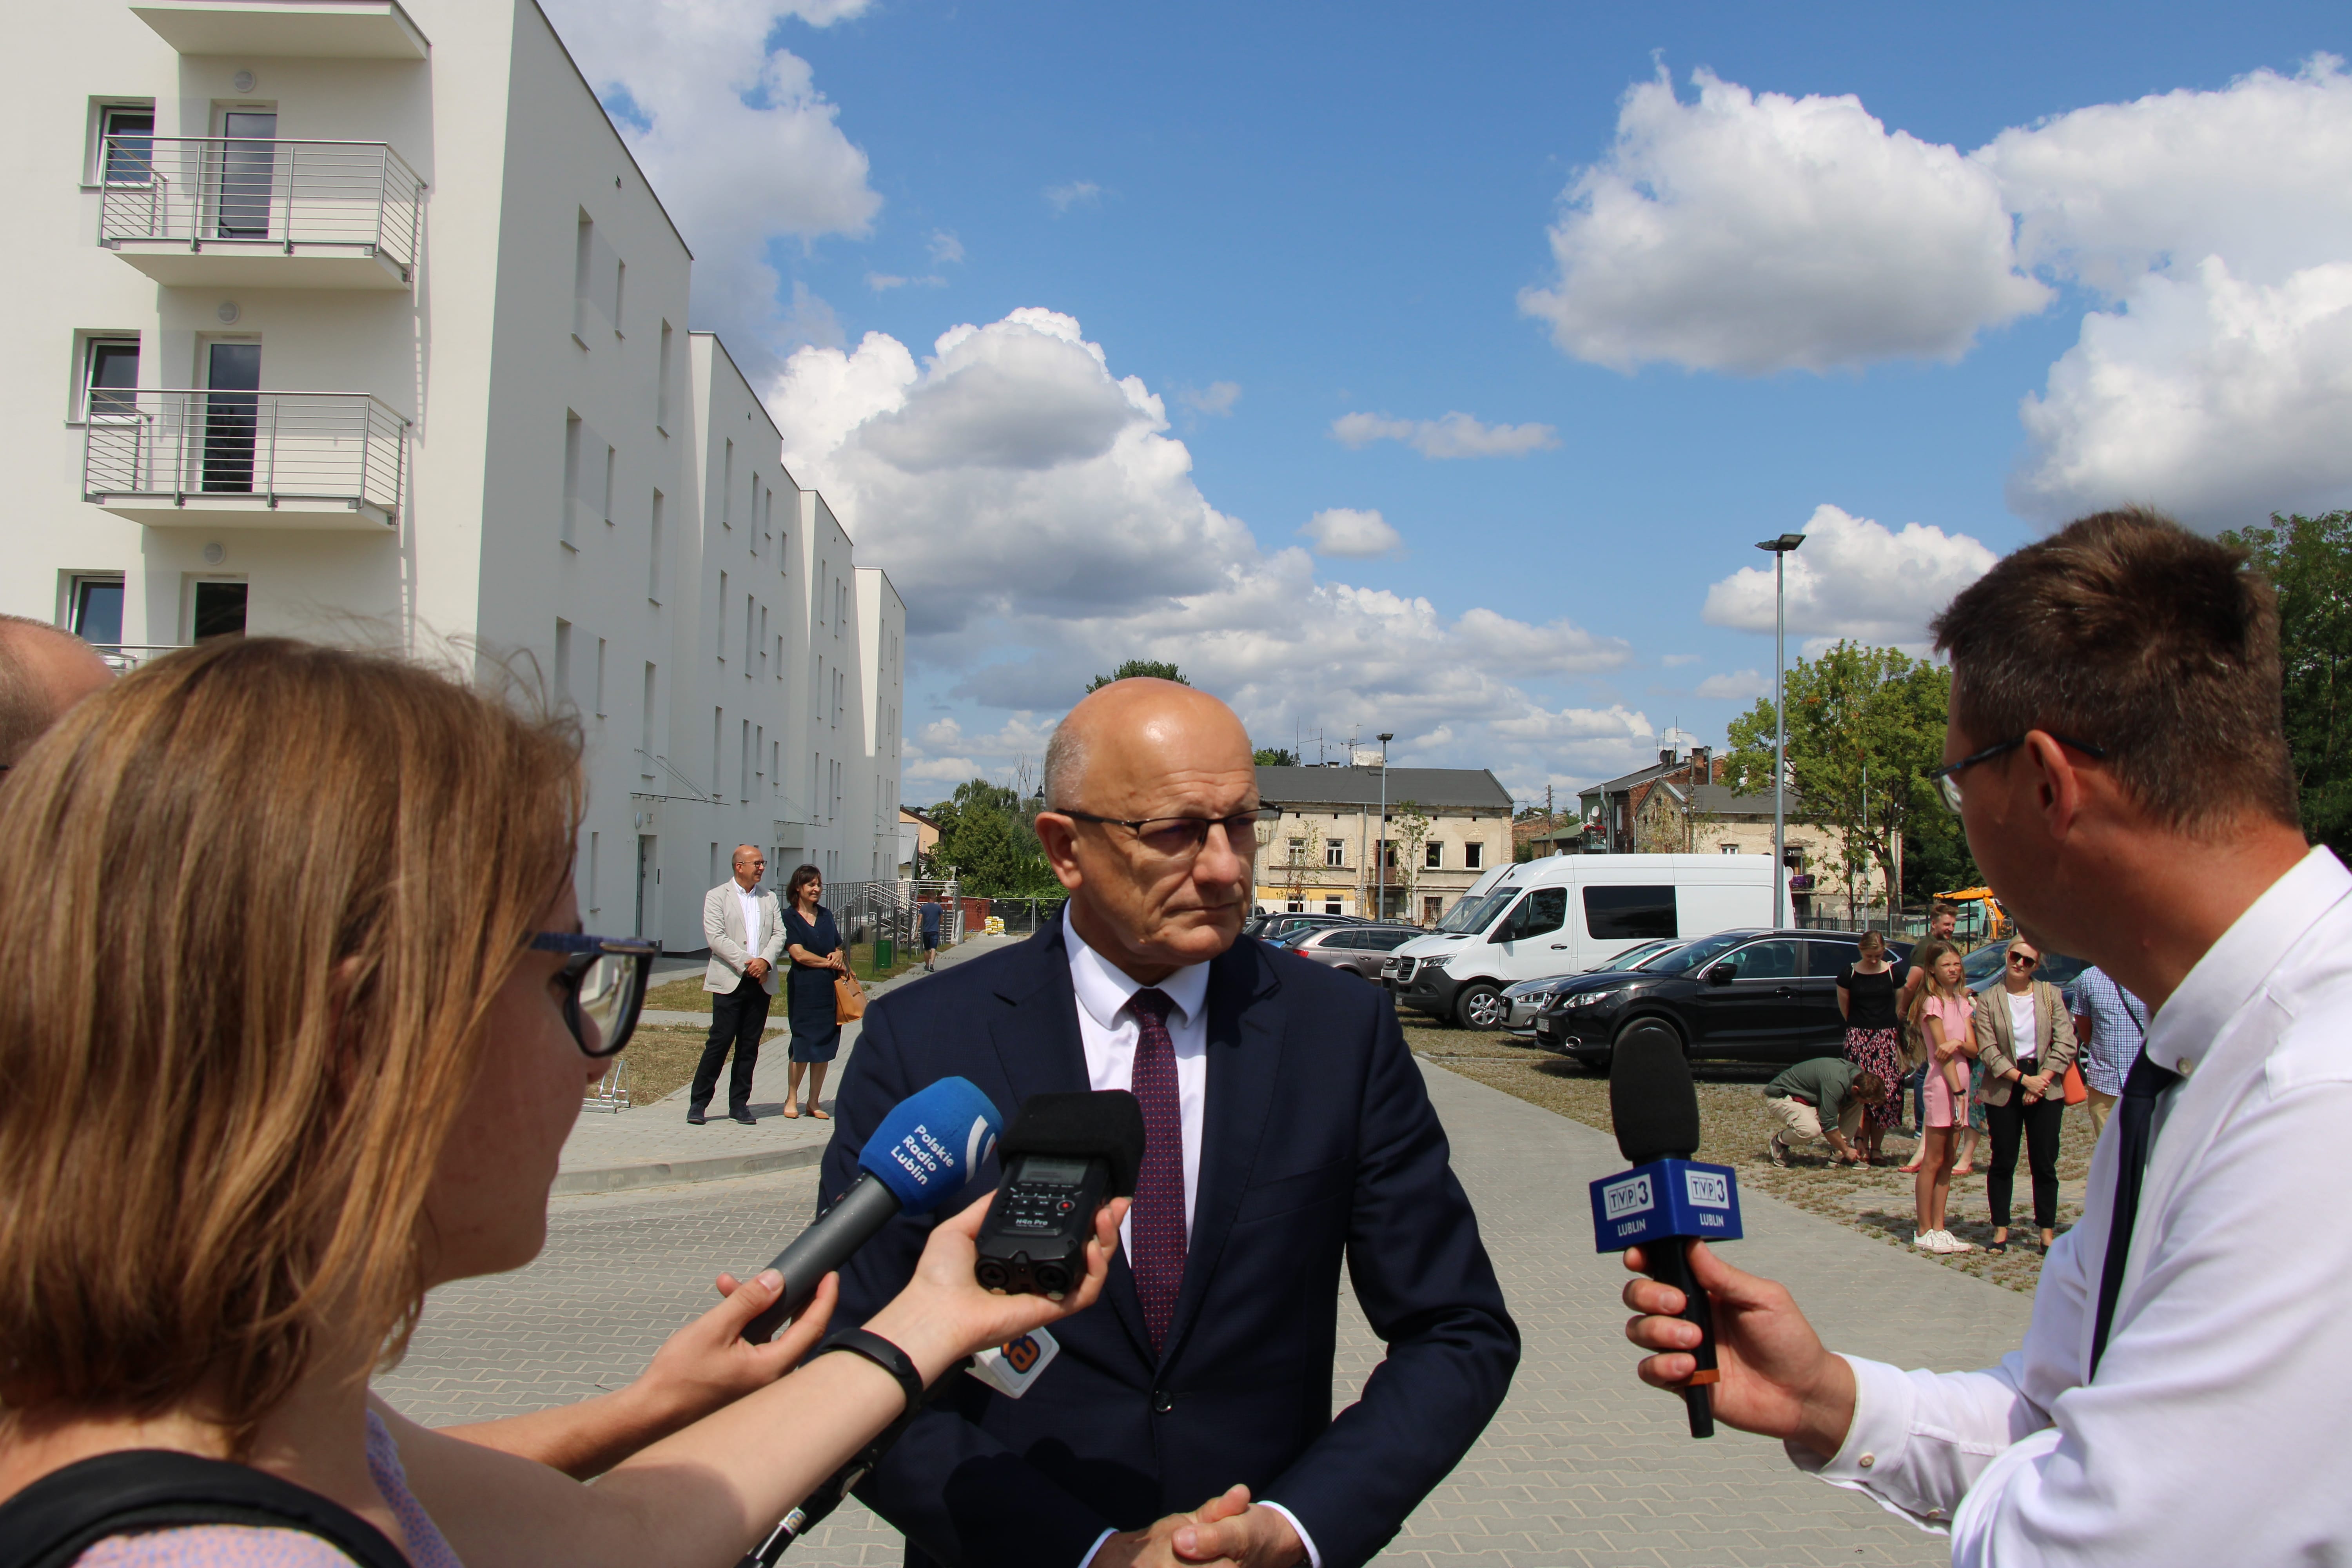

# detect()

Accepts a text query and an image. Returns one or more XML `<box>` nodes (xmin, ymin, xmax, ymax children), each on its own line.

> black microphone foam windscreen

<box><xmin>1609</xmin><ymin>1032</ymin><xmax>1702</xmax><ymax>1164</ymax></box>
<box><xmin>1000</xmin><ymin>1090</ymin><xmax>1147</xmax><ymax>1198</ymax></box>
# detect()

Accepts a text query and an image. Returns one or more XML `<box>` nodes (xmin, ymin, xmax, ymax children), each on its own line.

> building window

<box><xmin>716</xmin><ymin>572</ymin><xmax>727</xmax><ymax>659</ymax></box>
<box><xmin>648</xmin><ymin>490</ymin><xmax>664</xmax><ymax>601</ymax></box>
<box><xmin>69</xmin><ymin>575</ymin><xmax>124</xmax><ymax>645</ymax></box>
<box><xmin>96</xmin><ymin>105</ymin><xmax>154</xmax><ymax>185</ymax></box>
<box><xmin>722</xmin><ymin>439</ymin><xmax>734</xmax><ymax>528</ymax></box>
<box><xmin>1423</xmin><ymin>895</ymin><xmax>1443</xmax><ymax>924</ymax></box>
<box><xmin>1720</xmin><ymin>843</ymin><xmax>1739</xmax><ymax>855</ymax></box>
<box><xmin>561</xmin><ymin>413</ymin><xmax>582</xmax><ymax>548</ymax></box>
<box><xmin>593</xmin><ymin>637</ymin><xmax>607</xmax><ymax>717</ymax></box>
<box><xmin>1286</xmin><ymin>898</ymin><xmax>1303</xmax><ymax>913</ymax></box>
<box><xmin>640</xmin><ymin>663</ymin><xmax>657</xmax><ymax>776</ymax></box>
<box><xmin>1463</xmin><ymin>841</ymin><xmax>1485</xmax><ymax>869</ymax></box>
<box><xmin>1324</xmin><ymin>897</ymin><xmax>1343</xmax><ymax>915</ymax></box>
<box><xmin>601</xmin><ymin>446</ymin><xmax>616</xmax><ymax>526</ymax></box>
<box><xmin>1424</xmin><ymin>840</ymin><xmax>1442</xmax><ymax>869</ymax></box>
<box><xmin>554</xmin><ymin>619</ymin><xmax>572</xmax><ymax>705</ymax></box>
<box><xmin>83</xmin><ymin>337</ymin><xmax>140</xmax><ymax>420</ymax></box>
<box><xmin>191</xmin><ymin>581</ymin><xmax>246</xmax><ymax>641</ymax></box>
<box><xmin>656</xmin><ymin>321</ymin><xmax>673</xmax><ymax>430</ymax></box>
<box><xmin>1325</xmin><ymin>838</ymin><xmax>1345</xmax><ymax>867</ymax></box>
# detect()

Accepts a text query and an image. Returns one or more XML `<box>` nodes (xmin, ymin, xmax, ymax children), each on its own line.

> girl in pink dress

<box><xmin>1908</xmin><ymin>940</ymin><xmax>1978</xmax><ymax>1254</ymax></box>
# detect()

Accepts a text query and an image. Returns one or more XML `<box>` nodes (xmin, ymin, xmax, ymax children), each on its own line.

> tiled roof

<box><xmin>1256</xmin><ymin>765</ymin><xmax>1515</xmax><ymax>810</ymax></box>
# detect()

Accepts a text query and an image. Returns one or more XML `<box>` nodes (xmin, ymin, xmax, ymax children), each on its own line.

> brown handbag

<box><xmin>834</xmin><ymin>969</ymin><xmax>867</xmax><ymax>1023</ymax></box>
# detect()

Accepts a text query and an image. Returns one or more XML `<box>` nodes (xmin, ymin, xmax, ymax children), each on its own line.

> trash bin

<box><xmin>874</xmin><ymin>937</ymin><xmax>894</xmax><ymax>975</ymax></box>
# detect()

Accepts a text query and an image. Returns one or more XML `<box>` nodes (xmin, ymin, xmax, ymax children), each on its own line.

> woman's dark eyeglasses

<box><xmin>2009</xmin><ymin>953</ymin><xmax>2040</xmax><ymax>969</ymax></box>
<box><xmin>529</xmin><ymin>933</ymin><xmax>657</xmax><ymax>1058</ymax></box>
<box><xmin>1055</xmin><ymin>806</ymin><xmax>1278</xmax><ymax>861</ymax></box>
<box><xmin>1926</xmin><ymin>733</ymin><xmax>2107</xmax><ymax>814</ymax></box>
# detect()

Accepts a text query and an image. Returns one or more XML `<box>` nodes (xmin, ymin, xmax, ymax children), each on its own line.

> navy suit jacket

<box><xmin>819</xmin><ymin>919</ymin><xmax>1519</xmax><ymax>1568</ymax></box>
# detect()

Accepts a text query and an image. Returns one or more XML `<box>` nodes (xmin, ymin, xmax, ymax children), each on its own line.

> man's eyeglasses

<box><xmin>1925</xmin><ymin>733</ymin><xmax>2107</xmax><ymax>814</ymax></box>
<box><xmin>529</xmin><ymin>933</ymin><xmax>657</xmax><ymax>1058</ymax></box>
<box><xmin>1056</xmin><ymin>806</ymin><xmax>1278</xmax><ymax>861</ymax></box>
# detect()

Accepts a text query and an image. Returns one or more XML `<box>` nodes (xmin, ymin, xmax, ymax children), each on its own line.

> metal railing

<box><xmin>99</xmin><ymin>136</ymin><xmax>425</xmax><ymax>276</ymax></box>
<box><xmin>90</xmin><ymin>644</ymin><xmax>191</xmax><ymax>674</ymax></box>
<box><xmin>83</xmin><ymin>390</ymin><xmax>408</xmax><ymax>518</ymax></box>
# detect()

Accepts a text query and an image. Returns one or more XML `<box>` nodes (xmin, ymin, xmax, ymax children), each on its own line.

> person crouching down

<box><xmin>1764</xmin><ymin>1058</ymin><xmax>1883</xmax><ymax>1167</ymax></box>
<box><xmin>0</xmin><ymin>638</ymin><xmax>1124</xmax><ymax>1568</ymax></box>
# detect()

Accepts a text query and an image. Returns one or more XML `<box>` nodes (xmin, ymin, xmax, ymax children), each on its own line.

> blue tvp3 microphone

<box><xmin>741</xmin><ymin>1075</ymin><xmax>1003</xmax><ymax>1344</ymax></box>
<box><xmin>1591</xmin><ymin>1028</ymin><xmax>1742</xmax><ymax>1437</ymax></box>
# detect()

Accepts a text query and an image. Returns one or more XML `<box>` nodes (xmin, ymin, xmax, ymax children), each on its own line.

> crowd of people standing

<box><xmin>1812</xmin><ymin>901</ymin><xmax>2148</xmax><ymax>1259</ymax></box>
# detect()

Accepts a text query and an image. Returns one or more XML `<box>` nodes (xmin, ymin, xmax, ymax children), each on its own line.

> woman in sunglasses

<box><xmin>1970</xmin><ymin>936</ymin><xmax>2078</xmax><ymax>1254</ymax></box>
<box><xmin>0</xmin><ymin>639</ymin><xmax>1121</xmax><ymax>1568</ymax></box>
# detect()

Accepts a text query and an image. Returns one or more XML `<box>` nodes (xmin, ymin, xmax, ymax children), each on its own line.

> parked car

<box><xmin>1256</xmin><ymin>913</ymin><xmax>1362</xmax><ymax>947</ymax></box>
<box><xmin>1529</xmin><ymin>927</ymin><xmax>1914</xmax><ymax>1069</ymax></box>
<box><xmin>1501</xmin><ymin>936</ymin><xmax>1691</xmax><ymax>1033</ymax></box>
<box><xmin>1384</xmin><ymin>853</ymin><xmax>1791</xmax><ymax>1030</ymax></box>
<box><xmin>1286</xmin><ymin>923</ymin><xmax>1423</xmax><ymax>980</ymax></box>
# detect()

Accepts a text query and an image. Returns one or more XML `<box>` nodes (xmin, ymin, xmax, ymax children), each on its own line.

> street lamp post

<box><xmin>1376</xmin><ymin>732</ymin><xmax>1394</xmax><ymax>920</ymax></box>
<box><xmin>1754</xmin><ymin>532</ymin><xmax>1806</xmax><ymax>928</ymax></box>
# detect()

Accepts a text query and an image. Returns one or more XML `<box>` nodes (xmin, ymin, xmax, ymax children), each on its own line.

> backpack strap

<box><xmin>0</xmin><ymin>1449</ymin><xmax>413</xmax><ymax>1568</ymax></box>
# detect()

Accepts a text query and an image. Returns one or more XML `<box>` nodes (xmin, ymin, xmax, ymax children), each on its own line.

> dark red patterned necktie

<box><xmin>1127</xmin><ymin>987</ymin><xmax>1187</xmax><ymax>1356</ymax></box>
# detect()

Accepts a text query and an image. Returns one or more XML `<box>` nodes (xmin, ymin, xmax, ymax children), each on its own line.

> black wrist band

<box><xmin>820</xmin><ymin>1328</ymin><xmax>925</xmax><ymax>1420</ymax></box>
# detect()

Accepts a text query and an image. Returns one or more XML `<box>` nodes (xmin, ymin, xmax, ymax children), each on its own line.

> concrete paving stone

<box><xmin>377</xmin><ymin>1040</ymin><xmax>2022</xmax><ymax>1566</ymax></box>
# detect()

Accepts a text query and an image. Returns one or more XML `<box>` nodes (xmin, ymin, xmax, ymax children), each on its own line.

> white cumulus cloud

<box><xmin>1520</xmin><ymin>66</ymin><xmax>2048</xmax><ymax>374</ymax></box>
<box><xmin>1329</xmin><ymin>410</ymin><xmax>1560</xmax><ymax>458</ymax></box>
<box><xmin>769</xmin><ymin>307</ymin><xmax>1649</xmax><ymax>791</ymax></box>
<box><xmin>1700</xmin><ymin>504</ymin><xmax>1998</xmax><ymax>650</ymax></box>
<box><xmin>1045</xmin><ymin>181</ymin><xmax>1102</xmax><ymax>212</ymax></box>
<box><xmin>1178</xmin><ymin>381</ymin><xmax>1242</xmax><ymax>417</ymax></box>
<box><xmin>1696</xmin><ymin>670</ymin><xmax>1769</xmax><ymax>701</ymax></box>
<box><xmin>542</xmin><ymin>0</ymin><xmax>880</xmax><ymax>376</ymax></box>
<box><xmin>1299</xmin><ymin>508</ymin><xmax>1402</xmax><ymax>559</ymax></box>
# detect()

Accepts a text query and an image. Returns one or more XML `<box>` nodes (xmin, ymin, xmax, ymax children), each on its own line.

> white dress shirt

<box><xmin>1790</xmin><ymin>847</ymin><xmax>2352</xmax><ymax>1563</ymax></box>
<box><xmin>737</xmin><ymin>882</ymin><xmax>764</xmax><ymax>960</ymax></box>
<box><xmin>1063</xmin><ymin>909</ymin><xmax>1323</xmax><ymax>1568</ymax></box>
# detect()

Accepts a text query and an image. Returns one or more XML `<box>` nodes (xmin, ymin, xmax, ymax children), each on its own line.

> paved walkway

<box><xmin>385</xmin><ymin>1051</ymin><xmax>2032</xmax><ymax>1566</ymax></box>
<box><xmin>556</xmin><ymin>936</ymin><xmax>1023</xmax><ymax>1194</ymax></box>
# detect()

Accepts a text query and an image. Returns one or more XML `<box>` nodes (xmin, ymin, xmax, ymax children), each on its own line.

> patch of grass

<box><xmin>604</xmin><ymin>1023</ymin><xmax>784</xmax><ymax>1107</ymax></box>
<box><xmin>643</xmin><ymin>976</ymin><xmax>714</xmax><ymax>1013</ymax></box>
<box><xmin>642</xmin><ymin>939</ymin><xmax>930</xmax><ymax>1014</ymax></box>
<box><xmin>1404</xmin><ymin>1019</ymin><xmax>2100</xmax><ymax>1293</ymax></box>
<box><xmin>845</xmin><ymin>940</ymin><xmax>921</xmax><ymax>985</ymax></box>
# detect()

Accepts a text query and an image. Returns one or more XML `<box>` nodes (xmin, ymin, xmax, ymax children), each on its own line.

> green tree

<box><xmin>2221</xmin><ymin>511</ymin><xmax>2352</xmax><ymax>860</ymax></box>
<box><xmin>1388</xmin><ymin>800</ymin><xmax>1432</xmax><ymax>917</ymax></box>
<box><xmin>1086</xmin><ymin>659</ymin><xmax>1188</xmax><ymax>693</ymax></box>
<box><xmin>1724</xmin><ymin>642</ymin><xmax>1968</xmax><ymax>905</ymax></box>
<box><xmin>928</xmin><ymin>778</ymin><xmax>1063</xmax><ymax>896</ymax></box>
<box><xmin>1253</xmin><ymin>746</ymin><xmax>1299</xmax><ymax>766</ymax></box>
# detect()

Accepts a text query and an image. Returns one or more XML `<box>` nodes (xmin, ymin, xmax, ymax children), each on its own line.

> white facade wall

<box><xmin>3</xmin><ymin>0</ymin><xmax>902</xmax><ymax>954</ymax></box>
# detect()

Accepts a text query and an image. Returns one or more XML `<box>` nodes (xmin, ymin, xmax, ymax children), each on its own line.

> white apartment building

<box><xmin>6</xmin><ymin>0</ymin><xmax>903</xmax><ymax>951</ymax></box>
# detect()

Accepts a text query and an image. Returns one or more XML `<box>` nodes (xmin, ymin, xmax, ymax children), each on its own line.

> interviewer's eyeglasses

<box><xmin>529</xmin><ymin>933</ymin><xmax>657</xmax><ymax>1058</ymax></box>
<box><xmin>1926</xmin><ymin>733</ymin><xmax>2107</xmax><ymax>814</ymax></box>
<box><xmin>1056</xmin><ymin>806</ymin><xmax>1278</xmax><ymax>862</ymax></box>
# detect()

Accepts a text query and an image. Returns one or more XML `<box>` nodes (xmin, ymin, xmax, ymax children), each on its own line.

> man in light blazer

<box><xmin>1971</xmin><ymin>935</ymin><xmax>2080</xmax><ymax>1252</ymax></box>
<box><xmin>692</xmin><ymin>845</ymin><xmax>786</xmax><ymax>1125</ymax></box>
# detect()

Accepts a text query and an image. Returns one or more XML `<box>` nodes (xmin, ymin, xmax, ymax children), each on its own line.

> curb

<box><xmin>552</xmin><ymin>1142</ymin><xmax>826</xmax><ymax>1196</ymax></box>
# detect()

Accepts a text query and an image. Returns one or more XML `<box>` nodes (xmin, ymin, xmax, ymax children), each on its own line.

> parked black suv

<box><xmin>1530</xmin><ymin>927</ymin><xmax>1913</xmax><ymax>1069</ymax></box>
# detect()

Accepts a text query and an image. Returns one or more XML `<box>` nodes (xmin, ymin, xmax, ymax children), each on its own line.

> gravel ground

<box><xmin>1403</xmin><ymin>1019</ymin><xmax>2101</xmax><ymax>1293</ymax></box>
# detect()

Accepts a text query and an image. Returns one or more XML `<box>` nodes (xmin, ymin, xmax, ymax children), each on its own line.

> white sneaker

<box><xmin>1766</xmin><ymin>1136</ymin><xmax>1791</xmax><ymax>1168</ymax></box>
<box><xmin>1913</xmin><ymin>1232</ymin><xmax>1935</xmax><ymax>1249</ymax></box>
<box><xmin>1934</xmin><ymin>1230</ymin><xmax>1975</xmax><ymax>1254</ymax></box>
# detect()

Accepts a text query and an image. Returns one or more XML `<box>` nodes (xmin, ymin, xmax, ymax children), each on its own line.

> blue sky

<box><xmin>545</xmin><ymin>0</ymin><xmax>2352</xmax><ymax>801</ymax></box>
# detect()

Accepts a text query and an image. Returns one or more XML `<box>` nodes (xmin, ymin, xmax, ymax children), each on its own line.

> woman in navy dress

<box><xmin>780</xmin><ymin>863</ymin><xmax>847</xmax><ymax>1120</ymax></box>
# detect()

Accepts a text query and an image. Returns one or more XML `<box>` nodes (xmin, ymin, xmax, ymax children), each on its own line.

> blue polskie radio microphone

<box><xmin>1591</xmin><ymin>1031</ymin><xmax>1742</xmax><ymax>1438</ymax></box>
<box><xmin>740</xmin><ymin>1075</ymin><xmax>1003</xmax><ymax>1345</ymax></box>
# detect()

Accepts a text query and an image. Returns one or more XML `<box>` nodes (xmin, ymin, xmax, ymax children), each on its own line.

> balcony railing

<box><xmin>84</xmin><ymin>390</ymin><xmax>408</xmax><ymax>528</ymax></box>
<box><xmin>100</xmin><ymin>136</ymin><xmax>423</xmax><ymax>280</ymax></box>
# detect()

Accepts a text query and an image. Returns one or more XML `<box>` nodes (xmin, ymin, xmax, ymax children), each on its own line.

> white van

<box><xmin>1383</xmin><ymin>854</ymin><xmax>1787</xmax><ymax>1029</ymax></box>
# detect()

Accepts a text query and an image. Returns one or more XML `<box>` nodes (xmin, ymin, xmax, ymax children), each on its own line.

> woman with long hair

<box><xmin>1905</xmin><ymin>938</ymin><xmax>1978</xmax><ymax>1254</ymax></box>
<box><xmin>0</xmin><ymin>639</ymin><xmax>1121</xmax><ymax>1566</ymax></box>
<box><xmin>780</xmin><ymin>863</ymin><xmax>848</xmax><ymax>1120</ymax></box>
<box><xmin>1834</xmin><ymin>931</ymin><xmax>1906</xmax><ymax>1165</ymax></box>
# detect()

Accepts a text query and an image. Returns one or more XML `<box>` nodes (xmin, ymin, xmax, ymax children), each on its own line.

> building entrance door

<box><xmin>201</xmin><ymin>341</ymin><xmax>261</xmax><ymax>493</ymax></box>
<box><xmin>635</xmin><ymin>834</ymin><xmax>658</xmax><ymax>938</ymax></box>
<box><xmin>215</xmin><ymin>111</ymin><xmax>278</xmax><ymax>238</ymax></box>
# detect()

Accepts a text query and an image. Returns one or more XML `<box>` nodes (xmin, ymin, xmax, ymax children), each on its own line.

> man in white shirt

<box><xmin>693</xmin><ymin>846</ymin><xmax>785</xmax><ymax>1125</ymax></box>
<box><xmin>1623</xmin><ymin>508</ymin><xmax>2352</xmax><ymax>1564</ymax></box>
<box><xmin>818</xmin><ymin>678</ymin><xmax>1517</xmax><ymax>1568</ymax></box>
